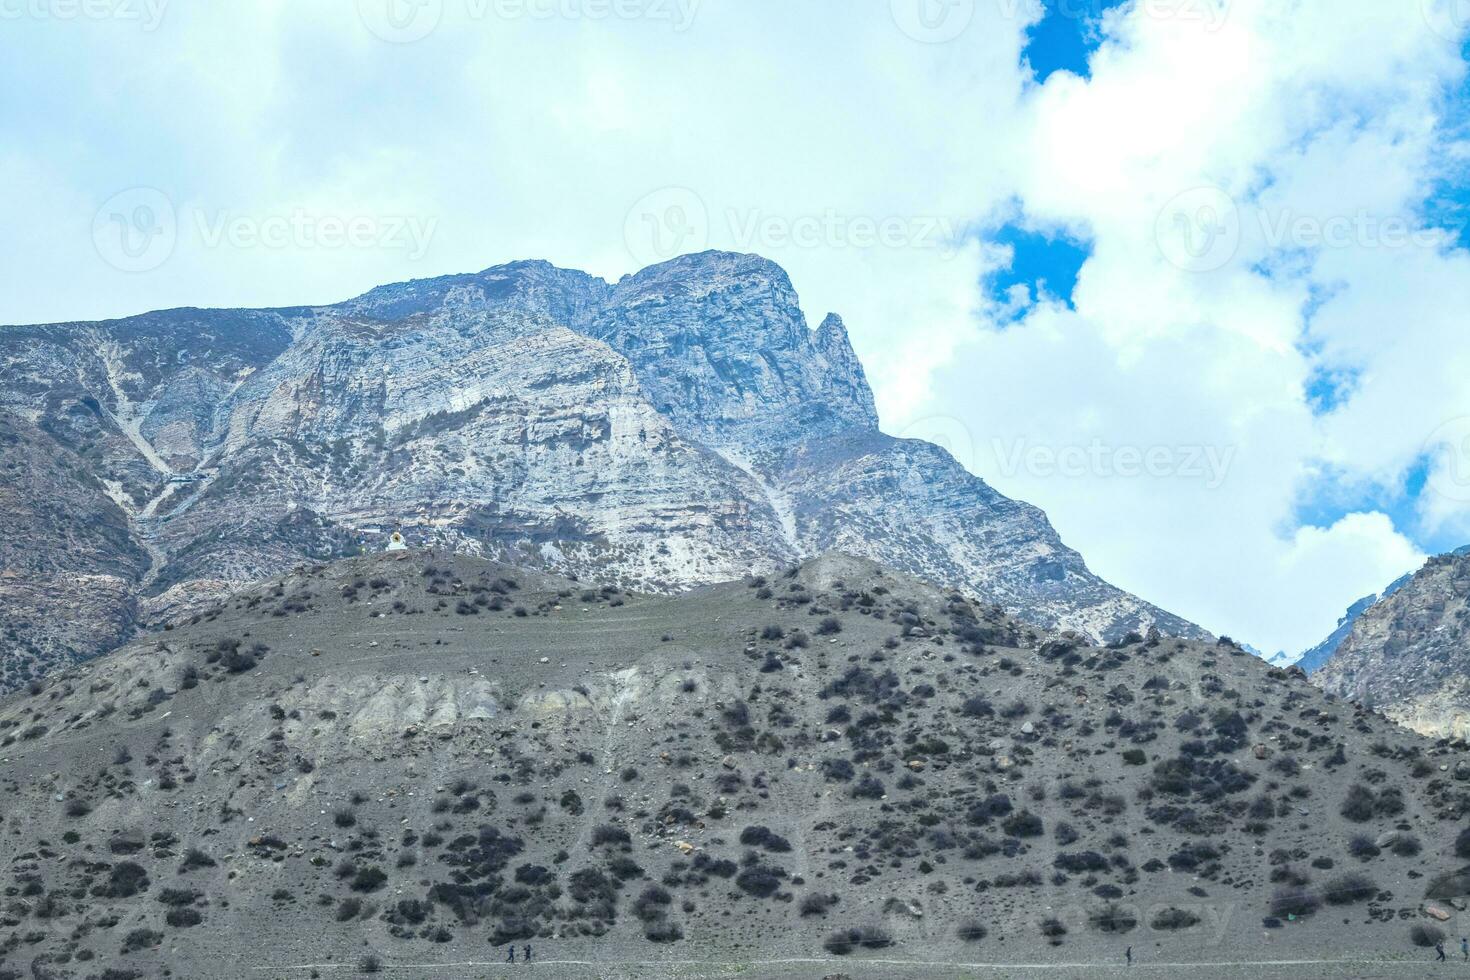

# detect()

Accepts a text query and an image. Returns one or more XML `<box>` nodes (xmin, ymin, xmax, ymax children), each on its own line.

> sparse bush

<box><xmin>824</xmin><ymin>925</ymin><xmax>893</xmax><ymax>955</ymax></box>
<box><xmin>740</xmin><ymin>825</ymin><xmax>793</xmax><ymax>853</ymax></box>
<box><xmin>179</xmin><ymin>848</ymin><xmax>215</xmax><ymax>872</ymax></box>
<box><xmin>350</xmin><ymin>866</ymin><xmax>387</xmax><ymax>892</ymax></box>
<box><xmin>1151</xmin><ymin>908</ymin><xmax>1200</xmax><ymax>930</ymax></box>
<box><xmin>592</xmin><ymin>824</ymin><xmax>631</xmax><ymax>848</ymax></box>
<box><xmin>735</xmin><ymin>864</ymin><xmax>786</xmax><ymax>898</ymax></box>
<box><xmin>957</xmin><ymin>920</ymin><xmax>988</xmax><ymax>942</ymax></box>
<box><xmin>817</xmin><ymin>617</ymin><xmax>842</xmax><ymax>636</ymax></box>
<box><xmin>1323</xmin><ymin>873</ymin><xmax>1377</xmax><ymax>905</ymax></box>
<box><xmin>961</xmin><ymin>696</ymin><xmax>994</xmax><ymax>718</ymax></box>
<box><xmin>98</xmin><ymin>861</ymin><xmax>149</xmax><ymax>898</ymax></box>
<box><xmin>1054</xmin><ymin>851</ymin><xmax>1108</xmax><ymax>873</ymax></box>
<box><xmin>1090</xmin><ymin>904</ymin><xmax>1137</xmax><ymax>933</ymax></box>
<box><xmin>1411</xmin><ymin>924</ymin><xmax>1446</xmax><ymax>947</ymax></box>
<box><xmin>1348</xmin><ymin>834</ymin><xmax>1380</xmax><ymax>860</ymax></box>
<box><xmin>1389</xmin><ymin>834</ymin><xmax>1421</xmax><ymax>858</ymax></box>
<box><xmin>633</xmin><ymin>885</ymin><xmax>673</xmax><ymax>922</ymax></box>
<box><xmin>1001</xmin><ymin>811</ymin><xmax>1044</xmax><ymax>838</ymax></box>
<box><xmin>121</xmin><ymin>928</ymin><xmax>162</xmax><ymax>953</ymax></box>
<box><xmin>1270</xmin><ymin>887</ymin><xmax>1320</xmax><ymax>919</ymax></box>
<box><xmin>166</xmin><ymin>907</ymin><xmax>203</xmax><ymax>927</ymax></box>
<box><xmin>1339</xmin><ymin>784</ymin><xmax>1375</xmax><ymax>823</ymax></box>
<box><xmin>800</xmin><ymin>893</ymin><xmax>839</xmax><ymax>917</ymax></box>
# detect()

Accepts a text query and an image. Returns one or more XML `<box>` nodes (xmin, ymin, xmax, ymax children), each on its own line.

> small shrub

<box><xmin>1151</xmin><ymin>908</ymin><xmax>1200</xmax><ymax>930</ymax></box>
<box><xmin>1269</xmin><ymin>887</ymin><xmax>1320</xmax><ymax>919</ymax></box>
<box><xmin>740</xmin><ymin>825</ymin><xmax>793</xmax><ymax>853</ymax></box>
<box><xmin>799</xmin><ymin>893</ymin><xmax>839</xmax><ymax>917</ymax></box>
<box><xmin>1322</xmin><ymin>873</ymin><xmax>1377</xmax><ymax>905</ymax></box>
<box><xmin>1090</xmin><ymin>904</ymin><xmax>1137</xmax><ymax>933</ymax></box>
<box><xmin>824</xmin><ymin>926</ymin><xmax>893</xmax><ymax>955</ymax></box>
<box><xmin>1411</xmin><ymin>924</ymin><xmax>1446</xmax><ymax>947</ymax></box>
<box><xmin>1339</xmin><ymin>784</ymin><xmax>1375</xmax><ymax>823</ymax></box>
<box><xmin>121</xmin><ymin>928</ymin><xmax>162</xmax><ymax>953</ymax></box>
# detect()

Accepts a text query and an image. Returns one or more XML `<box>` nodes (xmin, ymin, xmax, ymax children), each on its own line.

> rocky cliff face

<box><xmin>1316</xmin><ymin>551</ymin><xmax>1470</xmax><ymax>737</ymax></box>
<box><xmin>1296</xmin><ymin>579</ymin><xmax>1409</xmax><ymax>676</ymax></box>
<box><xmin>0</xmin><ymin>250</ymin><xmax>1204</xmax><ymax>688</ymax></box>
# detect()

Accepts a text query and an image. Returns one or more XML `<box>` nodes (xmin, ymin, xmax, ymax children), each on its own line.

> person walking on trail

<box><xmin>506</xmin><ymin>945</ymin><xmax>516</xmax><ymax>964</ymax></box>
<box><xmin>1461</xmin><ymin>936</ymin><xmax>1468</xmax><ymax>961</ymax></box>
<box><xmin>1125</xmin><ymin>945</ymin><xmax>1132</xmax><ymax>966</ymax></box>
<box><xmin>1436</xmin><ymin>939</ymin><xmax>1446</xmax><ymax>962</ymax></box>
<box><xmin>524</xmin><ymin>943</ymin><xmax>533</xmax><ymax>963</ymax></box>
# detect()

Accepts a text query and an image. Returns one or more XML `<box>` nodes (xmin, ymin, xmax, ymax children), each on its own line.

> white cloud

<box><xmin>909</xmin><ymin>0</ymin><xmax>1467</xmax><ymax>651</ymax></box>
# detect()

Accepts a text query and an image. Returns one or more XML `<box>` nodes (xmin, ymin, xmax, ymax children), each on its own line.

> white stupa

<box><xmin>386</xmin><ymin>531</ymin><xmax>408</xmax><ymax>552</ymax></box>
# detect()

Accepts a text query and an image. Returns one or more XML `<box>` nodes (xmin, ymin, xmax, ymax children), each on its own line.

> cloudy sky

<box><xmin>3</xmin><ymin>0</ymin><xmax>1468</xmax><ymax>654</ymax></box>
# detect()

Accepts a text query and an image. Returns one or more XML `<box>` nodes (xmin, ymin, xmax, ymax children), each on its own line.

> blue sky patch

<box><xmin>1303</xmin><ymin>364</ymin><xmax>1361</xmax><ymax>416</ymax></box>
<box><xmin>1292</xmin><ymin>457</ymin><xmax>1462</xmax><ymax>557</ymax></box>
<box><xmin>1023</xmin><ymin>0</ymin><xmax>1128</xmax><ymax>81</ymax></box>
<box><xmin>985</xmin><ymin>223</ymin><xmax>1093</xmax><ymax>319</ymax></box>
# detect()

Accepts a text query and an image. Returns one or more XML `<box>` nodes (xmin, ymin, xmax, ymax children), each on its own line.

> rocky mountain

<box><xmin>1316</xmin><ymin>549</ymin><xmax>1470</xmax><ymax>738</ymax></box>
<box><xmin>0</xmin><ymin>550</ymin><xmax>1463</xmax><ymax>979</ymax></box>
<box><xmin>0</xmin><ymin>251</ymin><xmax>1205</xmax><ymax>690</ymax></box>
<box><xmin>1298</xmin><ymin>577</ymin><xmax>1412</xmax><ymax>676</ymax></box>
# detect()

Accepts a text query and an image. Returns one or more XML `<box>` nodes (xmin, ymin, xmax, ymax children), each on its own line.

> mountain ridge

<box><xmin>0</xmin><ymin>250</ymin><xmax>1206</xmax><ymax>690</ymax></box>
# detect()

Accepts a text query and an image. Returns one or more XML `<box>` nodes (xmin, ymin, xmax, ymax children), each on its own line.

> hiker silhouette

<box><xmin>506</xmin><ymin>945</ymin><xmax>516</xmax><ymax>963</ymax></box>
<box><xmin>1436</xmin><ymin>939</ymin><xmax>1446</xmax><ymax>962</ymax></box>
